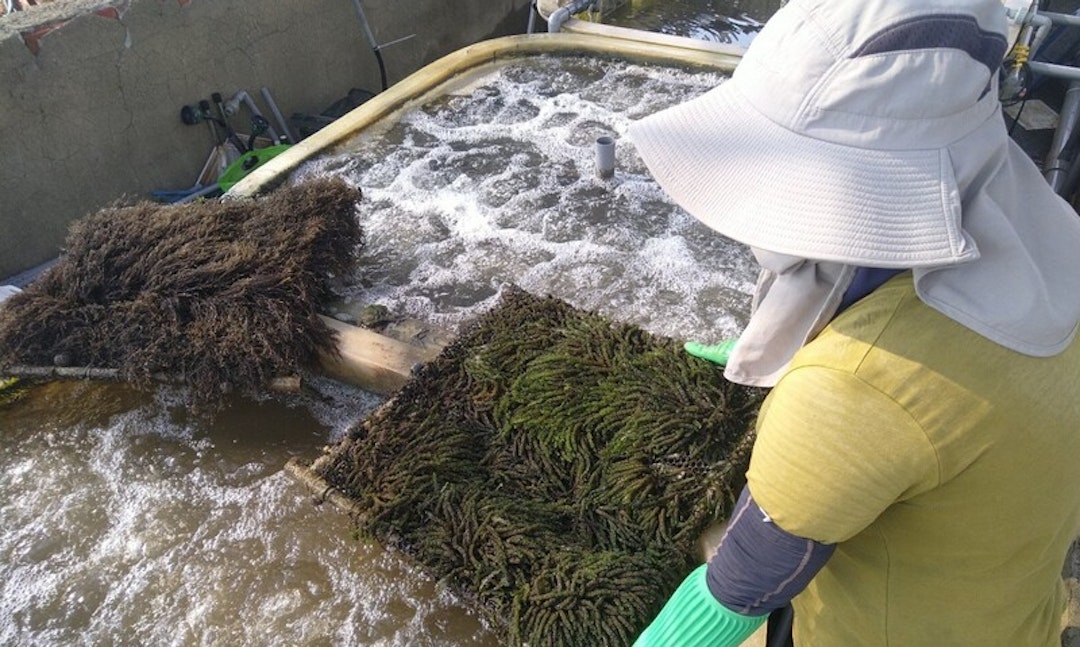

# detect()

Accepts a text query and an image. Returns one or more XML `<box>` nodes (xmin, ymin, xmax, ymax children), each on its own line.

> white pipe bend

<box><xmin>547</xmin><ymin>0</ymin><xmax>595</xmax><ymax>33</ymax></box>
<box><xmin>223</xmin><ymin>90</ymin><xmax>282</xmax><ymax>143</ymax></box>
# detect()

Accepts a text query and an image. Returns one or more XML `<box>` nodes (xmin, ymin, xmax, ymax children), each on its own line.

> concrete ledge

<box><xmin>0</xmin><ymin>0</ymin><xmax>530</xmax><ymax>279</ymax></box>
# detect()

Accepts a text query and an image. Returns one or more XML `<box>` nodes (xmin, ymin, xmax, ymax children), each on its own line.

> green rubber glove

<box><xmin>634</xmin><ymin>563</ymin><xmax>766</xmax><ymax>646</ymax></box>
<box><xmin>684</xmin><ymin>338</ymin><xmax>738</xmax><ymax>366</ymax></box>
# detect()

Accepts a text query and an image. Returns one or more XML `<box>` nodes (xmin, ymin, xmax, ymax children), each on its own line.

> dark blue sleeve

<box><xmin>837</xmin><ymin>267</ymin><xmax>903</xmax><ymax>313</ymax></box>
<box><xmin>705</xmin><ymin>486</ymin><xmax>835</xmax><ymax>614</ymax></box>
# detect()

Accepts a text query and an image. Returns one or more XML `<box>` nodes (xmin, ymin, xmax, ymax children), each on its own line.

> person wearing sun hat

<box><xmin>627</xmin><ymin>0</ymin><xmax>1080</xmax><ymax>646</ymax></box>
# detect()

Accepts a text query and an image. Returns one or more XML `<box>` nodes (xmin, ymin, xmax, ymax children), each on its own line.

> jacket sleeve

<box><xmin>706</xmin><ymin>486</ymin><xmax>835</xmax><ymax>614</ymax></box>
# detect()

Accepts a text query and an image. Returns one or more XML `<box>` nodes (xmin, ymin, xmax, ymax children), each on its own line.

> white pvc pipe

<box><xmin>224</xmin><ymin>89</ymin><xmax>281</xmax><ymax>142</ymax></box>
<box><xmin>527</xmin><ymin>0</ymin><xmax>538</xmax><ymax>34</ymax></box>
<box><xmin>548</xmin><ymin>0</ymin><xmax>594</xmax><ymax>33</ymax></box>
<box><xmin>1041</xmin><ymin>11</ymin><xmax>1080</xmax><ymax>28</ymax></box>
<box><xmin>261</xmin><ymin>87</ymin><xmax>295</xmax><ymax>144</ymax></box>
<box><xmin>1029</xmin><ymin>60</ymin><xmax>1080</xmax><ymax>81</ymax></box>
<box><xmin>595</xmin><ymin>136</ymin><xmax>615</xmax><ymax>179</ymax></box>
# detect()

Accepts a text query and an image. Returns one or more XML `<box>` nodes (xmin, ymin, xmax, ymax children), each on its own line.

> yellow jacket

<box><xmin>748</xmin><ymin>274</ymin><xmax>1080</xmax><ymax>646</ymax></box>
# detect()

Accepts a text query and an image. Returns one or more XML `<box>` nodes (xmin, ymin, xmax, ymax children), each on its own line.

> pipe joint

<box><xmin>548</xmin><ymin>0</ymin><xmax>596</xmax><ymax>33</ymax></box>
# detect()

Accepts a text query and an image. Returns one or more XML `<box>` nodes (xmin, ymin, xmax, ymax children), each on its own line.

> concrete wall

<box><xmin>0</xmin><ymin>0</ymin><xmax>531</xmax><ymax>280</ymax></box>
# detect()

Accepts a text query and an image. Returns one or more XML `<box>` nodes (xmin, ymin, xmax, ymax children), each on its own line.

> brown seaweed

<box><xmin>0</xmin><ymin>178</ymin><xmax>363</xmax><ymax>410</ymax></box>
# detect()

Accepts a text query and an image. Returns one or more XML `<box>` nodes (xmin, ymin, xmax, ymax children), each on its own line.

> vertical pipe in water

<box><xmin>595</xmin><ymin>136</ymin><xmax>616</xmax><ymax>179</ymax></box>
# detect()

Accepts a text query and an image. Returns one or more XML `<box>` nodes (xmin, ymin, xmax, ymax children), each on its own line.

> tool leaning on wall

<box><xmin>152</xmin><ymin>88</ymin><xmax>293</xmax><ymax>204</ymax></box>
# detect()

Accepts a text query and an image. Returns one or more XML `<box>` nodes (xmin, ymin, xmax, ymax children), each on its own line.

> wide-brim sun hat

<box><xmin>628</xmin><ymin>0</ymin><xmax>1011</xmax><ymax>269</ymax></box>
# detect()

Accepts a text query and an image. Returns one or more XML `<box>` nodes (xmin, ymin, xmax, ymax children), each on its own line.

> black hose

<box><xmin>374</xmin><ymin>47</ymin><xmax>388</xmax><ymax>92</ymax></box>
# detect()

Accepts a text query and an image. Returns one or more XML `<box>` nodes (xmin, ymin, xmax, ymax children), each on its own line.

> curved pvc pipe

<box><xmin>546</xmin><ymin>7</ymin><xmax>573</xmax><ymax>33</ymax></box>
<box><xmin>230</xmin><ymin>32</ymin><xmax>743</xmax><ymax>198</ymax></box>
<box><xmin>1029</xmin><ymin>13</ymin><xmax>1053</xmax><ymax>58</ymax></box>
<box><xmin>547</xmin><ymin>0</ymin><xmax>593</xmax><ymax>33</ymax></box>
<box><xmin>224</xmin><ymin>89</ymin><xmax>281</xmax><ymax>143</ymax></box>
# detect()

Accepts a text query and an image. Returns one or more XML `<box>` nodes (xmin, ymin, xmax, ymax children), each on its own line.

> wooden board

<box><xmin>317</xmin><ymin>315</ymin><xmax>442</xmax><ymax>395</ymax></box>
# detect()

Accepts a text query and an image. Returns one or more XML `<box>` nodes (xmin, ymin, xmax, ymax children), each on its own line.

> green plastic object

<box><xmin>633</xmin><ymin>563</ymin><xmax>766</xmax><ymax>647</ymax></box>
<box><xmin>0</xmin><ymin>377</ymin><xmax>28</xmax><ymax>407</ymax></box>
<box><xmin>218</xmin><ymin>144</ymin><xmax>292</xmax><ymax>192</ymax></box>
<box><xmin>684</xmin><ymin>338</ymin><xmax>738</xmax><ymax>366</ymax></box>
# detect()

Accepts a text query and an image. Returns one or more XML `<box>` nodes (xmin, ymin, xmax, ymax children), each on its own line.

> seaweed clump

<box><xmin>316</xmin><ymin>286</ymin><xmax>766</xmax><ymax>646</ymax></box>
<box><xmin>0</xmin><ymin>178</ymin><xmax>363</xmax><ymax>409</ymax></box>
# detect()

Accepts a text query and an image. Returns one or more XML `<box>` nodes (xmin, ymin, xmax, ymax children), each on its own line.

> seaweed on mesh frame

<box><xmin>0</xmin><ymin>177</ymin><xmax>363</xmax><ymax>411</ymax></box>
<box><xmin>317</xmin><ymin>285</ymin><xmax>766</xmax><ymax>646</ymax></box>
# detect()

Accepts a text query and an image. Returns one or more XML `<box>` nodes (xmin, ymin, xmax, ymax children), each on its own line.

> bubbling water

<box><xmin>1</xmin><ymin>54</ymin><xmax>758</xmax><ymax>647</ymax></box>
<box><xmin>0</xmin><ymin>380</ymin><xmax>499</xmax><ymax>647</ymax></box>
<box><xmin>605</xmin><ymin>0</ymin><xmax>783</xmax><ymax>47</ymax></box>
<box><xmin>294</xmin><ymin>55</ymin><xmax>757</xmax><ymax>342</ymax></box>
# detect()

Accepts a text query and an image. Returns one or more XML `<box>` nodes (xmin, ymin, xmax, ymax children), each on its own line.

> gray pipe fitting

<box><xmin>595</xmin><ymin>136</ymin><xmax>616</xmax><ymax>180</ymax></box>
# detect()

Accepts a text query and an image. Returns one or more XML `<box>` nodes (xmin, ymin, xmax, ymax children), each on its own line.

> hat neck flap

<box><xmin>913</xmin><ymin>117</ymin><xmax>1080</xmax><ymax>356</ymax></box>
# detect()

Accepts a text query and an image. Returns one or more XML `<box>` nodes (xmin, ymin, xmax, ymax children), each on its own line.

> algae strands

<box><xmin>313</xmin><ymin>286</ymin><xmax>766</xmax><ymax>646</ymax></box>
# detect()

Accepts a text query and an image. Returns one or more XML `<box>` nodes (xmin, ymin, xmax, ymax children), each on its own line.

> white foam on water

<box><xmin>296</xmin><ymin>55</ymin><xmax>758</xmax><ymax>343</ymax></box>
<box><xmin>1</xmin><ymin>54</ymin><xmax>760</xmax><ymax>647</ymax></box>
<box><xmin>0</xmin><ymin>385</ymin><xmax>494</xmax><ymax>646</ymax></box>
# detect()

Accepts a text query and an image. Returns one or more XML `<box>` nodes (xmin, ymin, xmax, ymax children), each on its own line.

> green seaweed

<box><xmin>317</xmin><ymin>286</ymin><xmax>765</xmax><ymax>646</ymax></box>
